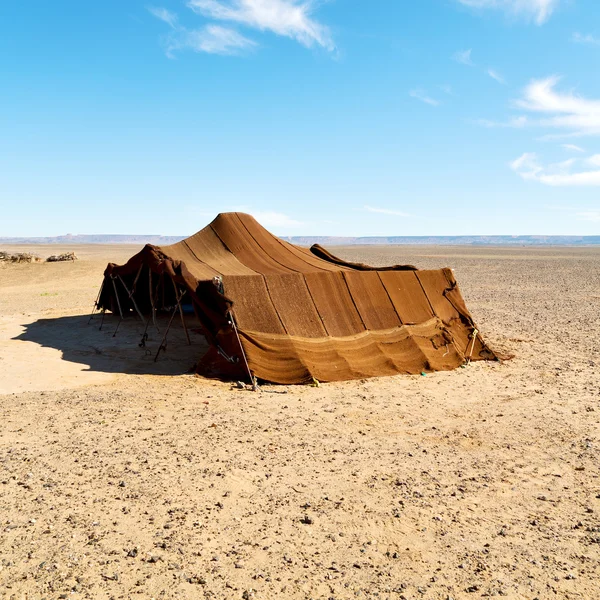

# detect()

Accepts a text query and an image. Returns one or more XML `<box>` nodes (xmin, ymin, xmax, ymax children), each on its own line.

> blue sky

<box><xmin>1</xmin><ymin>0</ymin><xmax>600</xmax><ymax>236</ymax></box>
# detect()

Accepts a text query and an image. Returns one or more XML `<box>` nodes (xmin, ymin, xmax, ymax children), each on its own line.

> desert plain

<box><xmin>0</xmin><ymin>243</ymin><xmax>599</xmax><ymax>600</ymax></box>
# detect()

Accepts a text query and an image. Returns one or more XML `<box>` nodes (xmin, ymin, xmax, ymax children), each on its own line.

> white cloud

<box><xmin>453</xmin><ymin>49</ymin><xmax>474</xmax><ymax>66</ymax></box>
<box><xmin>572</xmin><ymin>32</ymin><xmax>600</xmax><ymax>46</ymax></box>
<box><xmin>409</xmin><ymin>89</ymin><xmax>440</xmax><ymax>106</ymax></box>
<box><xmin>187</xmin><ymin>0</ymin><xmax>334</xmax><ymax>50</ymax></box>
<box><xmin>148</xmin><ymin>6</ymin><xmax>179</xmax><ymax>28</ymax></box>
<box><xmin>562</xmin><ymin>143</ymin><xmax>585</xmax><ymax>152</ymax></box>
<box><xmin>364</xmin><ymin>205</ymin><xmax>411</xmax><ymax>217</ymax></box>
<box><xmin>166</xmin><ymin>25</ymin><xmax>256</xmax><ymax>56</ymax></box>
<box><xmin>439</xmin><ymin>84</ymin><xmax>453</xmax><ymax>95</ymax></box>
<box><xmin>514</xmin><ymin>76</ymin><xmax>600</xmax><ymax>138</ymax></box>
<box><xmin>511</xmin><ymin>152</ymin><xmax>600</xmax><ymax>186</ymax></box>
<box><xmin>457</xmin><ymin>0</ymin><xmax>559</xmax><ymax>25</ymax></box>
<box><xmin>487</xmin><ymin>68</ymin><xmax>506</xmax><ymax>84</ymax></box>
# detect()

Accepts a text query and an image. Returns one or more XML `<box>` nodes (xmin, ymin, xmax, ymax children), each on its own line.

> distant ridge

<box><xmin>284</xmin><ymin>235</ymin><xmax>600</xmax><ymax>246</ymax></box>
<box><xmin>1</xmin><ymin>234</ymin><xmax>599</xmax><ymax>246</ymax></box>
<box><xmin>0</xmin><ymin>234</ymin><xmax>185</xmax><ymax>245</ymax></box>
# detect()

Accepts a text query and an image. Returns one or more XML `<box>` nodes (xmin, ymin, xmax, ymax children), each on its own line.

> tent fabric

<box><xmin>98</xmin><ymin>212</ymin><xmax>498</xmax><ymax>384</ymax></box>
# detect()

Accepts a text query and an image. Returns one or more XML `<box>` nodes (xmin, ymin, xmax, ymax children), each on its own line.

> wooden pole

<box><xmin>229</xmin><ymin>310</ymin><xmax>256</xmax><ymax>390</ymax></box>
<box><xmin>111</xmin><ymin>276</ymin><xmax>124</xmax><ymax>320</ymax></box>
<box><xmin>88</xmin><ymin>279</ymin><xmax>105</xmax><ymax>324</ymax></box>
<box><xmin>132</xmin><ymin>264</ymin><xmax>143</xmax><ymax>291</ymax></box>
<box><xmin>154</xmin><ymin>306</ymin><xmax>178</xmax><ymax>362</ymax></box>
<box><xmin>148</xmin><ymin>267</ymin><xmax>157</xmax><ymax>327</ymax></box>
<box><xmin>118</xmin><ymin>275</ymin><xmax>145</xmax><ymax>322</ymax></box>
<box><xmin>171</xmin><ymin>278</ymin><xmax>191</xmax><ymax>345</ymax></box>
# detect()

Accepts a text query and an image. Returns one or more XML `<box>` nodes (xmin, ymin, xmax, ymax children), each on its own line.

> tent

<box><xmin>96</xmin><ymin>212</ymin><xmax>498</xmax><ymax>384</ymax></box>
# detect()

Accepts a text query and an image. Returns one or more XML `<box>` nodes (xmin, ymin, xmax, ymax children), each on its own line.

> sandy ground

<box><xmin>1</xmin><ymin>244</ymin><xmax>599</xmax><ymax>600</ymax></box>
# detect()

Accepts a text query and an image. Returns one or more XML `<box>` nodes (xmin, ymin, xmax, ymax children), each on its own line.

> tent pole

<box><xmin>110</xmin><ymin>275</ymin><xmax>125</xmax><ymax>338</ymax></box>
<box><xmin>118</xmin><ymin>274</ymin><xmax>145</xmax><ymax>322</ymax></box>
<box><xmin>88</xmin><ymin>279</ymin><xmax>105</xmax><ymax>324</ymax></box>
<box><xmin>229</xmin><ymin>310</ymin><xmax>256</xmax><ymax>390</ymax></box>
<box><xmin>132</xmin><ymin>264</ymin><xmax>143</xmax><ymax>291</ymax></box>
<box><xmin>154</xmin><ymin>305</ymin><xmax>178</xmax><ymax>362</ymax></box>
<box><xmin>111</xmin><ymin>276</ymin><xmax>124</xmax><ymax>320</ymax></box>
<box><xmin>112</xmin><ymin>316</ymin><xmax>123</xmax><ymax>338</ymax></box>
<box><xmin>139</xmin><ymin>314</ymin><xmax>152</xmax><ymax>348</ymax></box>
<box><xmin>149</xmin><ymin>267</ymin><xmax>157</xmax><ymax>327</ymax></box>
<box><xmin>172</xmin><ymin>278</ymin><xmax>191</xmax><ymax>345</ymax></box>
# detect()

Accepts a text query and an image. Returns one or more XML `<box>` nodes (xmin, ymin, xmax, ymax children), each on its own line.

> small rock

<box><xmin>147</xmin><ymin>554</ymin><xmax>162</xmax><ymax>563</ymax></box>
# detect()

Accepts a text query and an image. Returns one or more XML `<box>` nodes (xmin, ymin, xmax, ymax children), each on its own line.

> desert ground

<box><xmin>1</xmin><ymin>243</ymin><xmax>599</xmax><ymax>600</ymax></box>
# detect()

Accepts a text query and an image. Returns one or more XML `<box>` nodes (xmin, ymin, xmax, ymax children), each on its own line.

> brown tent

<box><xmin>97</xmin><ymin>212</ymin><xmax>498</xmax><ymax>384</ymax></box>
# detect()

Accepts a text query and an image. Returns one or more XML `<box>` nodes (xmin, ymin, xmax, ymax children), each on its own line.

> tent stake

<box><xmin>172</xmin><ymin>278</ymin><xmax>191</xmax><ymax>345</ymax></box>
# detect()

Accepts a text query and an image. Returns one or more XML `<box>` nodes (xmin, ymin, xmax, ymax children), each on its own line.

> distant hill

<box><xmin>1</xmin><ymin>234</ymin><xmax>599</xmax><ymax>246</ymax></box>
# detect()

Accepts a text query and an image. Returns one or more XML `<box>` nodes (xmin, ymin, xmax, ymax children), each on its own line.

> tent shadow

<box><xmin>13</xmin><ymin>313</ymin><xmax>209</xmax><ymax>376</ymax></box>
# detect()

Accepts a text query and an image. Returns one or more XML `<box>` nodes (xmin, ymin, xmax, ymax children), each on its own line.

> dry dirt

<box><xmin>1</xmin><ymin>244</ymin><xmax>599</xmax><ymax>600</ymax></box>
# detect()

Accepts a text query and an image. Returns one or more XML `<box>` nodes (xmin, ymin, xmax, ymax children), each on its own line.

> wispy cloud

<box><xmin>576</xmin><ymin>210</ymin><xmax>600</xmax><ymax>221</ymax></box>
<box><xmin>514</xmin><ymin>76</ymin><xmax>600</xmax><ymax>138</ymax></box>
<box><xmin>166</xmin><ymin>25</ymin><xmax>256</xmax><ymax>56</ymax></box>
<box><xmin>453</xmin><ymin>48</ymin><xmax>474</xmax><ymax>66</ymax></box>
<box><xmin>409</xmin><ymin>89</ymin><xmax>440</xmax><ymax>106</ymax></box>
<box><xmin>439</xmin><ymin>84</ymin><xmax>454</xmax><ymax>95</ymax></box>
<box><xmin>148</xmin><ymin>6</ymin><xmax>179</xmax><ymax>28</ymax></box>
<box><xmin>572</xmin><ymin>32</ymin><xmax>600</xmax><ymax>46</ymax></box>
<box><xmin>472</xmin><ymin>115</ymin><xmax>528</xmax><ymax>128</ymax></box>
<box><xmin>187</xmin><ymin>0</ymin><xmax>335</xmax><ymax>51</ymax></box>
<box><xmin>456</xmin><ymin>0</ymin><xmax>559</xmax><ymax>25</ymax></box>
<box><xmin>511</xmin><ymin>152</ymin><xmax>600</xmax><ymax>186</ymax></box>
<box><xmin>487</xmin><ymin>68</ymin><xmax>506</xmax><ymax>84</ymax></box>
<box><xmin>249</xmin><ymin>210</ymin><xmax>303</xmax><ymax>227</ymax></box>
<box><xmin>189</xmin><ymin>206</ymin><xmax>303</xmax><ymax>228</ymax></box>
<box><xmin>364</xmin><ymin>205</ymin><xmax>411</xmax><ymax>217</ymax></box>
<box><xmin>562</xmin><ymin>143</ymin><xmax>585</xmax><ymax>152</ymax></box>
